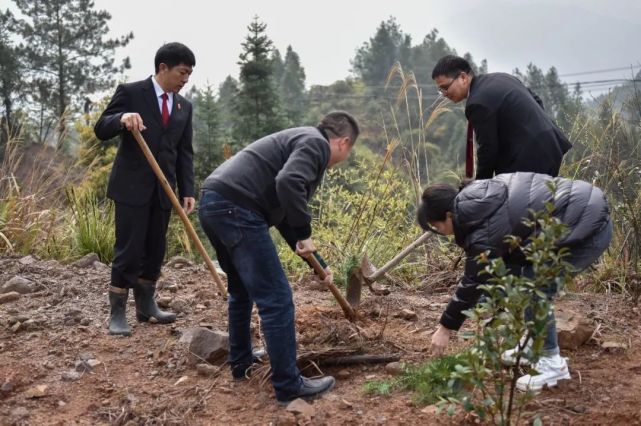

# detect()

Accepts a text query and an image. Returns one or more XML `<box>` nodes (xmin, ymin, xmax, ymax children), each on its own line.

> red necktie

<box><xmin>161</xmin><ymin>93</ymin><xmax>169</xmax><ymax>127</ymax></box>
<box><xmin>465</xmin><ymin>121</ymin><xmax>474</xmax><ymax>178</ymax></box>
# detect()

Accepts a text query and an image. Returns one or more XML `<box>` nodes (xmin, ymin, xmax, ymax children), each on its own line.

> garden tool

<box><xmin>132</xmin><ymin>129</ymin><xmax>227</xmax><ymax>298</ymax></box>
<box><xmin>345</xmin><ymin>231</ymin><xmax>432</xmax><ymax>306</ymax></box>
<box><xmin>305</xmin><ymin>254</ymin><xmax>359</xmax><ymax>322</ymax></box>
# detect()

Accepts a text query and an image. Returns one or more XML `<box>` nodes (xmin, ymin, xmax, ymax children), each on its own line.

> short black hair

<box><xmin>318</xmin><ymin>111</ymin><xmax>360</xmax><ymax>145</ymax></box>
<box><xmin>431</xmin><ymin>55</ymin><xmax>472</xmax><ymax>80</ymax></box>
<box><xmin>154</xmin><ymin>42</ymin><xmax>196</xmax><ymax>73</ymax></box>
<box><xmin>417</xmin><ymin>183</ymin><xmax>458</xmax><ymax>231</ymax></box>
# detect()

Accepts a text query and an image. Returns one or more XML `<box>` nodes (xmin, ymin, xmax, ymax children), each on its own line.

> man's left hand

<box><xmin>183</xmin><ymin>197</ymin><xmax>195</xmax><ymax>215</ymax></box>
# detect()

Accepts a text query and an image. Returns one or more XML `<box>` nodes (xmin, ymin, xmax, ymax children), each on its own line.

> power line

<box><xmin>558</xmin><ymin>65</ymin><xmax>641</xmax><ymax>77</ymax></box>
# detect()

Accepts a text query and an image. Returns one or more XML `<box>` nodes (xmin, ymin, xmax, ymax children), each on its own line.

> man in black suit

<box><xmin>431</xmin><ymin>55</ymin><xmax>572</xmax><ymax>179</ymax></box>
<box><xmin>94</xmin><ymin>42</ymin><xmax>196</xmax><ymax>336</ymax></box>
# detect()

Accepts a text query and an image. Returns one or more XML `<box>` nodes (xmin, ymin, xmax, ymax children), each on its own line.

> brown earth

<box><xmin>1</xmin><ymin>254</ymin><xmax>641</xmax><ymax>425</ymax></box>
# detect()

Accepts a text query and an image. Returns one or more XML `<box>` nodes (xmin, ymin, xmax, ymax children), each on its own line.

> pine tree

<box><xmin>279</xmin><ymin>45</ymin><xmax>306</xmax><ymax>124</ymax></box>
<box><xmin>190</xmin><ymin>84</ymin><xmax>223</xmax><ymax>186</ymax></box>
<box><xmin>233</xmin><ymin>16</ymin><xmax>286</xmax><ymax>144</ymax></box>
<box><xmin>14</xmin><ymin>0</ymin><xmax>133</xmax><ymax>136</ymax></box>
<box><xmin>0</xmin><ymin>9</ymin><xmax>21</xmax><ymax>146</ymax></box>
<box><xmin>217</xmin><ymin>75</ymin><xmax>239</xmax><ymax>139</ymax></box>
<box><xmin>351</xmin><ymin>17</ymin><xmax>412</xmax><ymax>88</ymax></box>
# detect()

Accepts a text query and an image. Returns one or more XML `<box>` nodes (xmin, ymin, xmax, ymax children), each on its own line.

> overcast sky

<box><xmin>6</xmin><ymin>0</ymin><xmax>641</xmax><ymax>97</ymax></box>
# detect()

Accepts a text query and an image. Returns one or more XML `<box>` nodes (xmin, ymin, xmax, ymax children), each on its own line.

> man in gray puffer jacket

<box><xmin>417</xmin><ymin>172</ymin><xmax>612</xmax><ymax>392</ymax></box>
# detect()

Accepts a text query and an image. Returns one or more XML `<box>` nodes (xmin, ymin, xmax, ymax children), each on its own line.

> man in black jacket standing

<box><xmin>199</xmin><ymin>111</ymin><xmax>359</xmax><ymax>405</ymax></box>
<box><xmin>94</xmin><ymin>42</ymin><xmax>196</xmax><ymax>337</ymax></box>
<box><xmin>432</xmin><ymin>55</ymin><xmax>572</xmax><ymax>179</ymax></box>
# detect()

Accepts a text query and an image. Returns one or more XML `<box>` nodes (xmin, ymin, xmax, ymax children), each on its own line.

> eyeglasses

<box><xmin>437</xmin><ymin>73</ymin><xmax>461</xmax><ymax>95</ymax></box>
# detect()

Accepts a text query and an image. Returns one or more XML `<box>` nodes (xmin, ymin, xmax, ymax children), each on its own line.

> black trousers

<box><xmin>111</xmin><ymin>186</ymin><xmax>172</xmax><ymax>288</ymax></box>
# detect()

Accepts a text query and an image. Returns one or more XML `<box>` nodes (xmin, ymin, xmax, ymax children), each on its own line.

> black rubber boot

<box><xmin>133</xmin><ymin>279</ymin><xmax>176</xmax><ymax>324</ymax></box>
<box><xmin>108</xmin><ymin>287</ymin><xmax>131</xmax><ymax>336</ymax></box>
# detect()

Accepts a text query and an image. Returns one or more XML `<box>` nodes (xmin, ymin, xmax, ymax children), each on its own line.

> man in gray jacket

<box><xmin>199</xmin><ymin>111</ymin><xmax>359</xmax><ymax>404</ymax></box>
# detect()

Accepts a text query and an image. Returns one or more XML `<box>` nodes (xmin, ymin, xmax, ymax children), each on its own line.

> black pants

<box><xmin>111</xmin><ymin>186</ymin><xmax>172</xmax><ymax>288</ymax></box>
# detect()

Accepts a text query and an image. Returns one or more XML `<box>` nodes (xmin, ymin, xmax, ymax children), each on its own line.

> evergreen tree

<box><xmin>271</xmin><ymin>48</ymin><xmax>285</xmax><ymax>86</ymax></box>
<box><xmin>0</xmin><ymin>9</ymin><xmax>21</xmax><ymax>146</ymax></box>
<box><xmin>13</xmin><ymin>0</ymin><xmax>133</xmax><ymax>131</ymax></box>
<box><xmin>351</xmin><ymin>17</ymin><xmax>412</xmax><ymax>88</ymax></box>
<box><xmin>233</xmin><ymin>16</ymin><xmax>286</xmax><ymax>144</ymax></box>
<box><xmin>279</xmin><ymin>45</ymin><xmax>306</xmax><ymax>124</ymax></box>
<box><xmin>190</xmin><ymin>84</ymin><xmax>223</xmax><ymax>186</ymax></box>
<box><xmin>217</xmin><ymin>75</ymin><xmax>239</xmax><ymax>139</ymax></box>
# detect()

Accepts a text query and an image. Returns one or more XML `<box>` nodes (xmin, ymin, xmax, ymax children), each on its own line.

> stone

<box><xmin>421</xmin><ymin>405</ymin><xmax>438</xmax><ymax>415</ymax></box>
<box><xmin>339</xmin><ymin>399</ymin><xmax>353</xmax><ymax>409</ymax></box>
<box><xmin>286</xmin><ymin>398</ymin><xmax>315</xmax><ymax>418</ymax></box>
<box><xmin>188</xmin><ymin>328</ymin><xmax>229</xmax><ymax>364</ymax></box>
<box><xmin>157</xmin><ymin>296</ymin><xmax>172</xmax><ymax>308</ymax></box>
<box><xmin>556</xmin><ymin>308</ymin><xmax>595</xmax><ymax>350</ymax></box>
<box><xmin>394</xmin><ymin>309</ymin><xmax>418</xmax><ymax>321</ymax></box>
<box><xmin>1</xmin><ymin>276</ymin><xmax>35</xmax><ymax>294</ymax></box>
<box><xmin>24</xmin><ymin>384</ymin><xmax>48</xmax><ymax>398</ymax></box>
<box><xmin>93</xmin><ymin>261</ymin><xmax>110</xmax><ymax>273</ymax></box>
<box><xmin>71</xmin><ymin>253</ymin><xmax>100</xmax><ymax>268</ymax></box>
<box><xmin>337</xmin><ymin>369</ymin><xmax>351</xmax><ymax>380</ymax></box>
<box><xmin>385</xmin><ymin>361</ymin><xmax>404</xmax><ymax>375</ymax></box>
<box><xmin>170</xmin><ymin>298</ymin><xmax>188</xmax><ymax>313</ymax></box>
<box><xmin>181</xmin><ymin>326</ymin><xmax>209</xmax><ymax>344</ymax></box>
<box><xmin>79</xmin><ymin>352</ymin><xmax>94</xmax><ymax>361</ymax></box>
<box><xmin>1</xmin><ymin>380</ymin><xmax>15</xmax><ymax>393</ymax></box>
<box><xmin>0</xmin><ymin>291</ymin><xmax>20</xmax><ymax>304</ymax></box>
<box><xmin>195</xmin><ymin>289</ymin><xmax>218</xmax><ymax>300</ymax></box>
<box><xmin>10</xmin><ymin>406</ymin><xmax>29</xmax><ymax>419</ymax></box>
<box><xmin>275</xmin><ymin>413</ymin><xmax>297</xmax><ymax>426</ymax></box>
<box><xmin>196</xmin><ymin>363</ymin><xmax>220</xmax><ymax>377</ymax></box>
<box><xmin>166</xmin><ymin>256</ymin><xmax>193</xmax><ymax>269</ymax></box>
<box><xmin>62</xmin><ymin>371</ymin><xmax>82</xmax><ymax>381</ymax></box>
<box><xmin>19</xmin><ymin>255</ymin><xmax>37</xmax><ymax>265</ymax></box>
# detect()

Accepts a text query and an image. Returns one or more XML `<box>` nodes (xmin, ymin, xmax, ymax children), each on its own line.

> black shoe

<box><xmin>108</xmin><ymin>287</ymin><xmax>131</xmax><ymax>336</ymax></box>
<box><xmin>133</xmin><ymin>279</ymin><xmax>176</xmax><ymax>324</ymax></box>
<box><xmin>276</xmin><ymin>376</ymin><xmax>336</xmax><ymax>406</ymax></box>
<box><xmin>232</xmin><ymin>356</ymin><xmax>263</xmax><ymax>380</ymax></box>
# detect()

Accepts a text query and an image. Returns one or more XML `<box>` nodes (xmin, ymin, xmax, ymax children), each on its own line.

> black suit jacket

<box><xmin>94</xmin><ymin>77</ymin><xmax>194</xmax><ymax>209</ymax></box>
<box><xmin>466</xmin><ymin>73</ymin><xmax>572</xmax><ymax>179</ymax></box>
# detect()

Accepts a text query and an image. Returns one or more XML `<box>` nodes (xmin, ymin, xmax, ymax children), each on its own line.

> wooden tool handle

<box><xmin>368</xmin><ymin>231</ymin><xmax>432</xmax><ymax>282</ymax></box>
<box><xmin>132</xmin><ymin>129</ymin><xmax>227</xmax><ymax>298</ymax></box>
<box><xmin>305</xmin><ymin>254</ymin><xmax>356</xmax><ymax>321</ymax></box>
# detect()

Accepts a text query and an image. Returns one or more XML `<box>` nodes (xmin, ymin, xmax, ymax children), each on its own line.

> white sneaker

<box><xmin>501</xmin><ymin>336</ymin><xmax>533</xmax><ymax>366</ymax></box>
<box><xmin>516</xmin><ymin>354</ymin><xmax>571</xmax><ymax>393</ymax></box>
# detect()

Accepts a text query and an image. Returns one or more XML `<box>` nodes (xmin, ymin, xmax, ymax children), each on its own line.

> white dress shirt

<box><xmin>151</xmin><ymin>76</ymin><xmax>173</xmax><ymax>114</ymax></box>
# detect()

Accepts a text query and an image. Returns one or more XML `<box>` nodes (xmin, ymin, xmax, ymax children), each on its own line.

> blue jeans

<box><xmin>198</xmin><ymin>190</ymin><xmax>302</xmax><ymax>399</ymax></box>
<box><xmin>524</xmin><ymin>218</ymin><xmax>613</xmax><ymax>355</ymax></box>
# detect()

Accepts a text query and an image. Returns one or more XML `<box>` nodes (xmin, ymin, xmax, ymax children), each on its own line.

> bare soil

<box><xmin>1</xmin><ymin>255</ymin><xmax>641</xmax><ymax>425</ymax></box>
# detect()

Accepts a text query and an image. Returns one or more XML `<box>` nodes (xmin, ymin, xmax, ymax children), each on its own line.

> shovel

<box><xmin>305</xmin><ymin>254</ymin><xmax>359</xmax><ymax>322</ymax></box>
<box><xmin>345</xmin><ymin>231</ymin><xmax>432</xmax><ymax>306</ymax></box>
<box><xmin>132</xmin><ymin>129</ymin><xmax>228</xmax><ymax>298</ymax></box>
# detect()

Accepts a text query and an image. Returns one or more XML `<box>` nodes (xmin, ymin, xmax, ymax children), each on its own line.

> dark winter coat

<box><xmin>466</xmin><ymin>73</ymin><xmax>572</xmax><ymax>179</ymax></box>
<box><xmin>440</xmin><ymin>172</ymin><xmax>610</xmax><ymax>330</ymax></box>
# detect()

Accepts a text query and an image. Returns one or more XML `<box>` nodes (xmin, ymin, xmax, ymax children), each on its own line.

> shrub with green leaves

<box><xmin>441</xmin><ymin>184</ymin><xmax>574</xmax><ymax>425</ymax></box>
<box><xmin>364</xmin><ymin>353</ymin><xmax>466</xmax><ymax>405</ymax></box>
